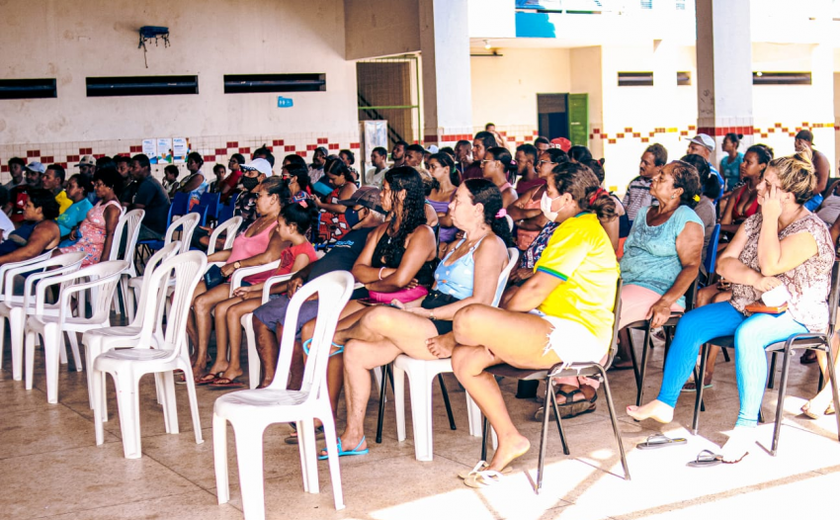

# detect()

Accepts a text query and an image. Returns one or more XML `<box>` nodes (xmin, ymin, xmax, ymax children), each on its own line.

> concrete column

<box><xmin>695</xmin><ymin>0</ymin><xmax>753</xmax><ymax>165</ymax></box>
<box><xmin>419</xmin><ymin>0</ymin><xmax>474</xmax><ymax>147</ymax></box>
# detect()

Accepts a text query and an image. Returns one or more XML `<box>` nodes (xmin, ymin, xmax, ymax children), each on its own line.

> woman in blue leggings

<box><xmin>628</xmin><ymin>152</ymin><xmax>834</xmax><ymax>462</ymax></box>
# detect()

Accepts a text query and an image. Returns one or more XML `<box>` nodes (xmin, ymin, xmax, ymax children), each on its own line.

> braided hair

<box><xmin>381</xmin><ymin>167</ymin><xmax>428</xmax><ymax>266</ymax></box>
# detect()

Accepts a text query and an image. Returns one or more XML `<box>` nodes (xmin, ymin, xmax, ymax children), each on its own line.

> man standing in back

<box><xmin>794</xmin><ymin>130</ymin><xmax>831</xmax><ymax>210</ymax></box>
<box><xmin>623</xmin><ymin>143</ymin><xmax>667</xmax><ymax>226</ymax></box>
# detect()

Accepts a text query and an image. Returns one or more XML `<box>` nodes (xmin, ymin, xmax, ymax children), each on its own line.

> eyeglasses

<box><xmin>537</xmin><ymin>160</ymin><xmax>555</xmax><ymax>166</ymax></box>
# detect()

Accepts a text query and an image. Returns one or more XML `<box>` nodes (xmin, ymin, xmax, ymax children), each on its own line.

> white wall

<box><xmin>0</xmin><ymin>0</ymin><xmax>358</xmax><ymax>178</ymax></box>
<box><xmin>469</xmin><ymin>47</ymin><xmax>571</xmax><ymax>144</ymax></box>
<box><xmin>345</xmin><ymin>0</ymin><xmax>421</xmax><ymax>60</ymax></box>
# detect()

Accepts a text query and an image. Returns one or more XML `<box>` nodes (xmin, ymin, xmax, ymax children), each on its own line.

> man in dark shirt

<box><xmin>129</xmin><ymin>154</ymin><xmax>171</xmax><ymax>240</ymax></box>
<box><xmin>7</xmin><ymin>162</ymin><xmax>45</xmax><ymax>224</ymax></box>
<box><xmin>251</xmin><ymin>187</ymin><xmax>385</xmax><ymax>389</ymax></box>
<box><xmin>462</xmin><ymin>131</ymin><xmax>498</xmax><ymax>181</ymax></box>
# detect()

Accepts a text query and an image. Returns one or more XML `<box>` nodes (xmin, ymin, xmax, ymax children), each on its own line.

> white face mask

<box><xmin>540</xmin><ymin>192</ymin><xmax>562</xmax><ymax>222</ymax></box>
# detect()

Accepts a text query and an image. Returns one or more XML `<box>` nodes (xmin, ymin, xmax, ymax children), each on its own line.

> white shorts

<box><xmin>530</xmin><ymin>310</ymin><xmax>607</xmax><ymax>365</ymax></box>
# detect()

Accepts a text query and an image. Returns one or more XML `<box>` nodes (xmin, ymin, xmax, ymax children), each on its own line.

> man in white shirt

<box><xmin>365</xmin><ymin>147</ymin><xmax>389</xmax><ymax>187</ymax></box>
<box><xmin>308</xmin><ymin>146</ymin><xmax>327</xmax><ymax>184</ymax></box>
<box><xmin>3</xmin><ymin>157</ymin><xmax>26</xmax><ymax>191</ymax></box>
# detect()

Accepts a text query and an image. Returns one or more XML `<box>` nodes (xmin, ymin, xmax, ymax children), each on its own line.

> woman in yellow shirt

<box><xmin>451</xmin><ymin>162</ymin><xmax>619</xmax><ymax>486</ymax></box>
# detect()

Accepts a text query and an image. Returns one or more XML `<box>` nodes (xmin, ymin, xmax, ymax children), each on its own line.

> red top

<box><xmin>732</xmin><ymin>186</ymin><xmax>759</xmax><ymax>222</ymax></box>
<box><xmin>276</xmin><ymin>241</ymin><xmax>318</xmax><ymax>276</ymax></box>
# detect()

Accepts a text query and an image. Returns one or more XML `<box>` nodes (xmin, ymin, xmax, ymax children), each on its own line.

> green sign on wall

<box><xmin>567</xmin><ymin>93</ymin><xmax>589</xmax><ymax>148</ymax></box>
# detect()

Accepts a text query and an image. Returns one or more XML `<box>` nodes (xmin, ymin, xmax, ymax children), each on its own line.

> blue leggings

<box><xmin>657</xmin><ymin>302</ymin><xmax>807</xmax><ymax>427</ymax></box>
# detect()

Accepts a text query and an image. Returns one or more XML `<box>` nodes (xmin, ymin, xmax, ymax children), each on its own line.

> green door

<box><xmin>567</xmin><ymin>93</ymin><xmax>589</xmax><ymax>148</ymax></box>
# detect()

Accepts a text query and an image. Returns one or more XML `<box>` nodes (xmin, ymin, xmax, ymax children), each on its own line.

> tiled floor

<box><xmin>2</xmin><ymin>330</ymin><xmax>839</xmax><ymax>520</ymax></box>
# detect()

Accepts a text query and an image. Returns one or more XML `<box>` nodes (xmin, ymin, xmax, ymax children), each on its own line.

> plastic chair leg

<box><xmin>115</xmin><ymin>372</ymin><xmax>143</xmax><ymax>459</ymax></box>
<box><xmin>43</xmin><ymin>326</ymin><xmax>61</xmax><ymax>404</ymax></box>
<box><xmin>242</xmin><ymin>313</ymin><xmax>260</xmax><ymax>389</ymax></box>
<box><xmin>438</xmin><ymin>374</ymin><xmax>457</xmax><ymax>431</ymax></box>
<box><xmin>404</xmin><ymin>365</ymin><xmax>434</xmax><ymax>461</ymax></box>
<box><xmin>213</xmin><ymin>413</ymin><xmax>230</xmax><ymax>504</ymax></box>
<box><xmin>393</xmin><ymin>364</ymin><xmax>407</xmax><ymax>442</ymax></box>
<box><xmin>319</xmin><ymin>413</ymin><xmax>345</xmax><ymax>510</ymax></box>
<box><xmin>298</xmin><ymin>418</ymin><xmax>320</xmax><ymax>494</ymax></box>
<box><xmin>232</xmin><ymin>424</ymin><xmax>268</xmax><ymax>520</ymax></box>
<box><xmin>599</xmin><ymin>367</ymin><xmax>630</xmax><ymax>480</ymax></box>
<box><xmin>11</xmin><ymin>309</ymin><xmax>26</xmax><ymax>380</ymax></box>
<box><xmin>375</xmin><ymin>365</ymin><xmax>389</xmax><ymax>444</ymax></box>
<box><xmin>24</xmin><ymin>330</ymin><xmax>37</xmax><ymax>391</ymax></box>
<box><xmin>0</xmin><ymin>317</ymin><xmax>5</xmax><ymax>372</ymax></box>
<box><xmin>92</xmin><ymin>368</ymin><xmax>108</xmax><ymax>446</ymax></box>
<box><xmin>182</xmin><ymin>358</ymin><xmax>204</xmax><ymax>445</ymax></box>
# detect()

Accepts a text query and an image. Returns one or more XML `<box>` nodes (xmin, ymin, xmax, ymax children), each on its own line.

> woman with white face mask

<box><xmin>449</xmin><ymin>162</ymin><xmax>619</xmax><ymax>485</ymax></box>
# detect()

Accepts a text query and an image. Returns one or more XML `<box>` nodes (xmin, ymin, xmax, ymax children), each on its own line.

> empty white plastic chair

<box><xmin>128</xmin><ymin>213</ymin><xmax>200</xmax><ymax>320</ymax></box>
<box><xmin>391</xmin><ymin>248</ymin><xmax>519</xmax><ymax>461</ymax></box>
<box><xmin>110</xmin><ymin>209</ymin><xmax>143</xmax><ymax>318</ymax></box>
<box><xmin>92</xmin><ymin>251</ymin><xmax>207</xmax><ymax>458</ymax></box>
<box><xmin>214</xmin><ymin>270</ymin><xmax>354</xmax><ymax>518</ymax></box>
<box><xmin>1</xmin><ymin>252</ymin><xmax>85</xmax><ymax>381</ymax></box>
<box><xmin>24</xmin><ymin>260</ymin><xmax>128</xmax><ymax>404</ymax></box>
<box><xmin>82</xmin><ymin>241</ymin><xmax>180</xmax><ymax>417</ymax></box>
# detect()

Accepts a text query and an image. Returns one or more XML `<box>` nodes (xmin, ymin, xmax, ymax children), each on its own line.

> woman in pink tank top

<box><xmin>186</xmin><ymin>177</ymin><xmax>287</xmax><ymax>381</ymax></box>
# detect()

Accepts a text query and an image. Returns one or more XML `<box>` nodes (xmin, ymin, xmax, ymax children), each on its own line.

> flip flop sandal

<box><xmin>457</xmin><ymin>460</ymin><xmax>514</xmax><ymax>480</ymax></box>
<box><xmin>681</xmin><ymin>380</ymin><xmax>713</xmax><ymax>392</ymax></box>
<box><xmin>636</xmin><ymin>433</ymin><xmax>688</xmax><ymax>450</ymax></box>
<box><xmin>195</xmin><ymin>372</ymin><xmax>223</xmax><ymax>386</ymax></box>
<box><xmin>208</xmin><ymin>377</ymin><xmax>245</xmax><ymax>389</ymax></box>
<box><xmin>533</xmin><ymin>388</ymin><xmax>597</xmax><ymax>421</ymax></box>
<box><xmin>686</xmin><ymin>449</ymin><xmax>723</xmax><ymax>468</ymax></box>
<box><xmin>302</xmin><ymin>338</ymin><xmax>345</xmax><ymax>357</ymax></box>
<box><xmin>463</xmin><ymin>469</ymin><xmax>505</xmax><ymax>488</ymax></box>
<box><xmin>317</xmin><ymin>436</ymin><xmax>369</xmax><ymax>460</ymax></box>
<box><xmin>285</xmin><ymin>425</ymin><xmax>325</xmax><ymax>445</ymax></box>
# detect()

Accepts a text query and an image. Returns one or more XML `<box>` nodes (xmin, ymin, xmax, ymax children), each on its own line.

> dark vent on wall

<box><xmin>752</xmin><ymin>72</ymin><xmax>811</xmax><ymax>85</ymax></box>
<box><xmin>677</xmin><ymin>71</ymin><xmax>691</xmax><ymax>86</ymax></box>
<box><xmin>618</xmin><ymin>72</ymin><xmax>653</xmax><ymax>87</ymax></box>
<box><xmin>223</xmin><ymin>74</ymin><xmax>326</xmax><ymax>94</ymax></box>
<box><xmin>86</xmin><ymin>76</ymin><xmax>199</xmax><ymax>97</ymax></box>
<box><xmin>0</xmin><ymin>78</ymin><xmax>57</xmax><ymax>99</ymax></box>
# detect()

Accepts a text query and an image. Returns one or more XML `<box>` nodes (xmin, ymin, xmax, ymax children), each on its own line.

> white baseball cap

<box><xmin>240</xmin><ymin>158</ymin><xmax>273</xmax><ymax>176</ymax></box>
<box><xmin>684</xmin><ymin>134</ymin><xmax>715</xmax><ymax>152</ymax></box>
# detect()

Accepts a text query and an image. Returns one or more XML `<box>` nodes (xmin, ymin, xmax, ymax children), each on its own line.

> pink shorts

<box><xmin>619</xmin><ymin>284</ymin><xmax>684</xmax><ymax>329</ymax></box>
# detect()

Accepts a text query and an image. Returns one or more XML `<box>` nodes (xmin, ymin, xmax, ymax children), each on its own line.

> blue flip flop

<box><xmin>302</xmin><ymin>338</ymin><xmax>345</xmax><ymax>357</ymax></box>
<box><xmin>318</xmin><ymin>436</ymin><xmax>369</xmax><ymax>460</ymax></box>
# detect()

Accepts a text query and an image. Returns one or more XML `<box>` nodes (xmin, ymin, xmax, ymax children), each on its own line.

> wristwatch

<box><xmin>429</xmin><ymin>309</ymin><xmax>435</xmax><ymax>321</ymax></box>
<box><xmin>233</xmin><ymin>261</ymin><xmax>241</xmax><ymax>269</ymax></box>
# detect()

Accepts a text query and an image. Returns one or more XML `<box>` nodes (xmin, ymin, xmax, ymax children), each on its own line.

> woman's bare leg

<box><xmin>206</xmin><ymin>297</ymin><xmax>239</xmax><ymax>376</ymax></box>
<box><xmin>804</xmin><ymin>333</ymin><xmax>840</xmax><ymax>413</ymax></box>
<box><xmin>333</xmin><ymin>305</ymin><xmax>439</xmax><ymax>360</ymax></box>
<box><xmin>220</xmin><ymin>296</ymin><xmax>263</xmax><ymax>381</ymax></box>
<box><xmin>191</xmin><ymin>283</ymin><xmax>233</xmax><ymax>378</ymax></box>
<box><xmin>451</xmin><ymin>304</ymin><xmax>559</xmax><ymax>472</ymax></box>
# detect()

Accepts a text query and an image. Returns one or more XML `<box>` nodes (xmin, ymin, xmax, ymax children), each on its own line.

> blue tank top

<box><xmin>433</xmin><ymin>236</ymin><xmax>486</xmax><ymax>301</ymax></box>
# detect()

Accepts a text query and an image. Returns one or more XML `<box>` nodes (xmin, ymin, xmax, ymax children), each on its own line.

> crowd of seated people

<box><xmin>4</xmin><ymin>123</ymin><xmax>839</xmax><ymax>487</ymax></box>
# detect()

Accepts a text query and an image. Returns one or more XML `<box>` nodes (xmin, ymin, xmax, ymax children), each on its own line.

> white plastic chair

<box><xmin>82</xmin><ymin>241</ymin><xmax>181</xmax><ymax>417</ymax></box>
<box><xmin>24</xmin><ymin>260</ymin><xmax>128</xmax><ymax>404</ymax></box>
<box><xmin>92</xmin><ymin>251</ymin><xmax>207</xmax><ymax>458</ymax></box>
<box><xmin>127</xmin><ymin>213</ymin><xmax>200</xmax><ymax>320</ymax></box>
<box><xmin>213</xmin><ymin>270</ymin><xmax>354</xmax><ymax>518</ymax></box>
<box><xmin>239</xmin><ymin>273</ymin><xmax>295</xmax><ymax>388</ymax></box>
<box><xmin>0</xmin><ymin>250</ymin><xmax>56</xmax><ymax>374</ymax></box>
<box><xmin>1</xmin><ymin>252</ymin><xmax>86</xmax><ymax>381</ymax></box>
<box><xmin>110</xmin><ymin>209</ymin><xmax>143</xmax><ymax>318</ymax></box>
<box><xmin>206</xmin><ymin>216</ymin><xmax>243</xmax><ymax>256</ymax></box>
<box><xmin>391</xmin><ymin>247</ymin><xmax>519</xmax><ymax>461</ymax></box>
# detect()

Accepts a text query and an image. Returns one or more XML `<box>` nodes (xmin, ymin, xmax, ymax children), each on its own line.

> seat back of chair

<box><xmin>602</xmin><ymin>277</ymin><xmax>624</xmax><ymax>370</ymax></box>
<box><xmin>140</xmin><ymin>251</ymin><xmax>206</xmax><ymax>358</ymax></box>
<box><xmin>170</xmin><ymin>192</ymin><xmax>190</xmax><ymax>218</ymax></box>
<box><xmin>217</xmin><ymin>192</ymin><xmax>239</xmax><ymax>224</ymax></box>
<box><xmin>130</xmin><ymin>241</ymin><xmax>181</xmax><ymax>328</ymax></box>
<box><xmin>269</xmin><ymin>271</ymin><xmax>354</xmax><ymax>399</ymax></box>
<box><xmin>684</xmin><ymin>277</ymin><xmax>699</xmax><ymax>312</ymax></box>
<box><xmin>110</xmin><ymin>209</ymin><xmax>145</xmax><ymax>264</ymax></box>
<box><xmin>491</xmin><ymin>248</ymin><xmax>520</xmax><ymax>307</ymax></box>
<box><xmin>206</xmin><ymin>216</ymin><xmax>242</xmax><ymax>255</ymax></box>
<box><xmin>199</xmin><ymin>192</ymin><xmax>220</xmax><ymax>220</ymax></box>
<box><xmin>71</xmin><ymin>260</ymin><xmax>130</xmax><ymax>323</ymax></box>
<box><xmin>17</xmin><ymin>252</ymin><xmax>86</xmax><ymax>308</ymax></box>
<box><xmin>164</xmin><ymin>213</ymin><xmax>201</xmax><ymax>254</ymax></box>
<box><xmin>825</xmin><ymin>260</ymin><xmax>840</xmax><ymax>339</ymax></box>
<box><xmin>0</xmin><ymin>250</ymin><xmax>54</xmax><ymax>301</ymax></box>
<box><xmin>703</xmin><ymin>224</ymin><xmax>721</xmax><ymax>279</ymax></box>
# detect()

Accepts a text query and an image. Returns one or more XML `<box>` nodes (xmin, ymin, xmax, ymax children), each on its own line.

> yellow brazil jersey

<box><xmin>534</xmin><ymin>212</ymin><xmax>619</xmax><ymax>347</ymax></box>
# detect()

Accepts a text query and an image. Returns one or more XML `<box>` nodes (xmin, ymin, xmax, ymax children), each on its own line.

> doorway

<box><xmin>537</xmin><ymin>93</ymin><xmax>589</xmax><ymax>147</ymax></box>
